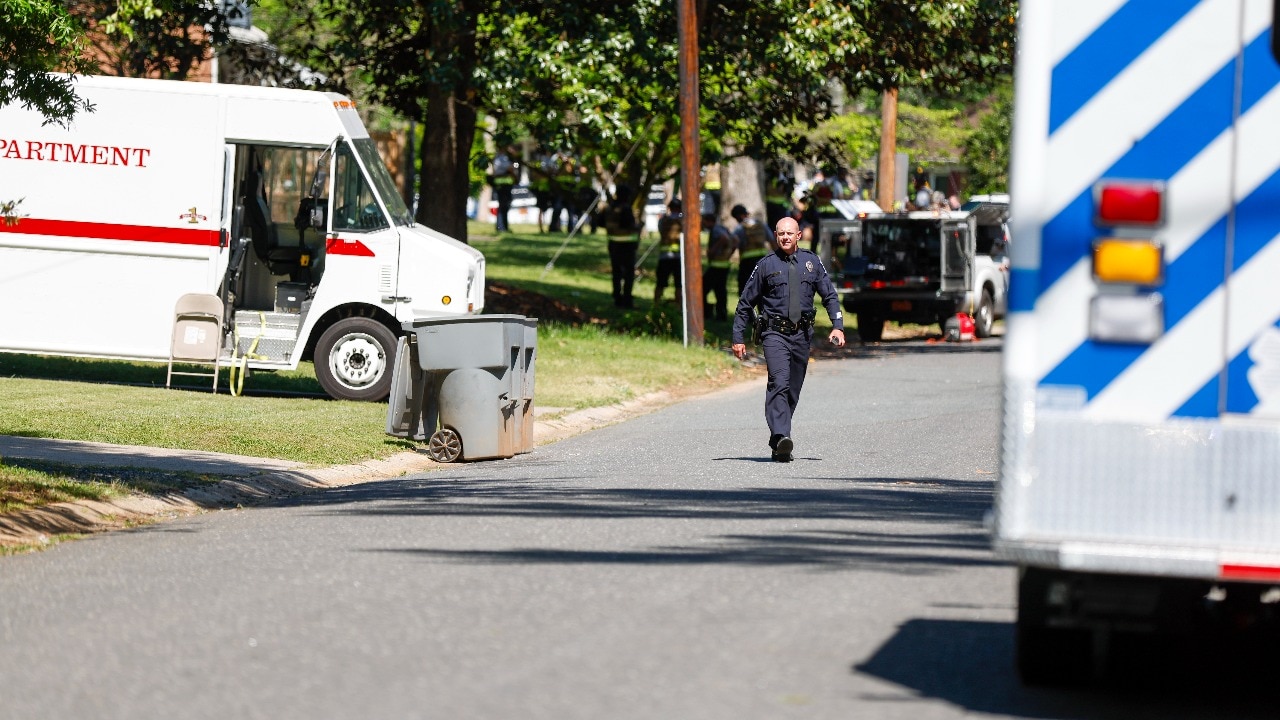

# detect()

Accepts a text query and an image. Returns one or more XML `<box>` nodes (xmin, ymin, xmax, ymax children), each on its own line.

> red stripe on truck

<box><xmin>326</xmin><ymin>237</ymin><xmax>375</xmax><ymax>256</ymax></box>
<box><xmin>1220</xmin><ymin>564</ymin><xmax>1280</xmax><ymax>582</ymax></box>
<box><xmin>0</xmin><ymin>217</ymin><xmax>220</xmax><ymax>246</ymax></box>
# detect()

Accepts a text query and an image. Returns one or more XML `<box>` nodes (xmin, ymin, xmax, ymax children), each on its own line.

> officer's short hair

<box><xmin>730</xmin><ymin>204</ymin><xmax>748</xmax><ymax>218</ymax></box>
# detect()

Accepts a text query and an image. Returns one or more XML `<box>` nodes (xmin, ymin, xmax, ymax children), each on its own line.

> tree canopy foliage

<box><xmin>1</xmin><ymin>0</ymin><xmax>96</xmax><ymax>127</ymax></box>
<box><xmin>5</xmin><ymin>0</ymin><xmax>1017</xmax><ymax>232</ymax></box>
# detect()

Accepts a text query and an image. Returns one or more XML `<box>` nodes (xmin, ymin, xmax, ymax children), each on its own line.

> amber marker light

<box><xmin>1093</xmin><ymin>239</ymin><xmax>1163</xmax><ymax>285</ymax></box>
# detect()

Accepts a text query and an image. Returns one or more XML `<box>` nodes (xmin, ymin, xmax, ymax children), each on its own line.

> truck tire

<box><xmin>1016</xmin><ymin>567</ymin><xmax>1092</xmax><ymax>686</ymax></box>
<box><xmin>857</xmin><ymin>314</ymin><xmax>884</xmax><ymax>342</ymax></box>
<box><xmin>974</xmin><ymin>289</ymin><xmax>995</xmax><ymax>338</ymax></box>
<box><xmin>314</xmin><ymin>317</ymin><xmax>397</xmax><ymax>402</ymax></box>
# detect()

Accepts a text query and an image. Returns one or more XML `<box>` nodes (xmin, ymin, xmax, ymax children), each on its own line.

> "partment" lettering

<box><xmin>0</xmin><ymin>139</ymin><xmax>151</xmax><ymax>168</ymax></box>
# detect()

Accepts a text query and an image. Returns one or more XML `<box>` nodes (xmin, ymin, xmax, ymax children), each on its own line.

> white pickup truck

<box><xmin>838</xmin><ymin>202</ymin><xmax>1010</xmax><ymax>341</ymax></box>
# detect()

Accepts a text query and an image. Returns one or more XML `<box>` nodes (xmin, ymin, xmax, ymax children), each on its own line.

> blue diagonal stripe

<box><xmin>1048</xmin><ymin>0</ymin><xmax>1201</xmax><ymax>134</ymax></box>
<box><xmin>1223</xmin><ymin>345</ymin><xmax>1259</xmax><ymax>415</ymax></box>
<box><xmin>1040</xmin><ymin>57</ymin><xmax>1237</xmax><ymax>292</ymax></box>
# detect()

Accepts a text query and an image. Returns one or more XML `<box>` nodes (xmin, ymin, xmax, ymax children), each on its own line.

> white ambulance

<box><xmin>0</xmin><ymin>75</ymin><xmax>484</xmax><ymax>401</ymax></box>
<box><xmin>996</xmin><ymin>1</ymin><xmax>1280</xmax><ymax>682</ymax></box>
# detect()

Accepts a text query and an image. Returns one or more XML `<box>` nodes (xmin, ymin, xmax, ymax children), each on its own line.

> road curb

<box><xmin>0</xmin><ymin>384</ymin><xmax>752</xmax><ymax>549</ymax></box>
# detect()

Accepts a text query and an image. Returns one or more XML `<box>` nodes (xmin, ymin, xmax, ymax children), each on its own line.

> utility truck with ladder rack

<box><xmin>996</xmin><ymin>0</ymin><xmax>1280</xmax><ymax>683</ymax></box>
<box><xmin>0</xmin><ymin>75</ymin><xmax>484</xmax><ymax>401</ymax></box>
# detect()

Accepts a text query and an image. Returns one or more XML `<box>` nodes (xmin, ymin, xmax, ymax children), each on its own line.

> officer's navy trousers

<box><xmin>762</xmin><ymin>329</ymin><xmax>809</xmax><ymax>440</ymax></box>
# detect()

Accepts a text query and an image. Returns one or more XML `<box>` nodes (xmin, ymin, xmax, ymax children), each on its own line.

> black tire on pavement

<box><xmin>1016</xmin><ymin>567</ymin><xmax>1093</xmax><ymax>686</ymax></box>
<box><xmin>857</xmin><ymin>314</ymin><xmax>884</xmax><ymax>342</ymax></box>
<box><xmin>974</xmin><ymin>289</ymin><xmax>995</xmax><ymax>338</ymax></box>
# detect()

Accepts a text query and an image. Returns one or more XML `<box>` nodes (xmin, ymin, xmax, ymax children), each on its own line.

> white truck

<box><xmin>836</xmin><ymin>202</ymin><xmax>1010</xmax><ymax>341</ymax></box>
<box><xmin>0</xmin><ymin>75</ymin><xmax>485</xmax><ymax>401</ymax></box>
<box><xmin>996</xmin><ymin>0</ymin><xmax>1280</xmax><ymax>683</ymax></box>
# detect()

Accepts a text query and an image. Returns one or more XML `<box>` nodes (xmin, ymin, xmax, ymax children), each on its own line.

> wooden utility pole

<box><xmin>876</xmin><ymin>87</ymin><xmax>899</xmax><ymax>212</ymax></box>
<box><xmin>677</xmin><ymin>0</ymin><xmax>703</xmax><ymax>346</ymax></box>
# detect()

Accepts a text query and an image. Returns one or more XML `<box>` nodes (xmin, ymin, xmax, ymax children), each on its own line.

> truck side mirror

<box><xmin>310</xmin><ymin>201</ymin><xmax>326</xmax><ymax>230</ymax></box>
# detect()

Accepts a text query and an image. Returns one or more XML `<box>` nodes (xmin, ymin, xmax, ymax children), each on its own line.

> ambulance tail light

<box><xmin>1094</xmin><ymin>180</ymin><xmax>1165</xmax><ymax>227</ymax></box>
<box><xmin>1092</xmin><ymin>239</ymin><xmax>1164</xmax><ymax>286</ymax></box>
<box><xmin>1089</xmin><ymin>293</ymin><xmax>1164</xmax><ymax>344</ymax></box>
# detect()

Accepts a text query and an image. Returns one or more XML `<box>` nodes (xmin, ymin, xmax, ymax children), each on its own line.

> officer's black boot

<box><xmin>772</xmin><ymin>436</ymin><xmax>794</xmax><ymax>463</ymax></box>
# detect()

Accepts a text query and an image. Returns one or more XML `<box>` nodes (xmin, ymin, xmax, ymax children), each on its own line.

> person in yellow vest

<box><xmin>490</xmin><ymin>144</ymin><xmax>519</xmax><ymax>232</ymax></box>
<box><xmin>703</xmin><ymin>210</ymin><xmax>735</xmax><ymax>321</ymax></box>
<box><xmin>654</xmin><ymin>199</ymin><xmax>684</xmax><ymax>304</ymax></box>
<box><xmin>731</xmin><ymin>204</ymin><xmax>774</xmax><ymax>296</ymax></box>
<box><xmin>765</xmin><ymin>176</ymin><xmax>792</xmax><ymax>230</ymax></box>
<box><xmin>603</xmin><ymin>185</ymin><xmax>639</xmax><ymax>308</ymax></box>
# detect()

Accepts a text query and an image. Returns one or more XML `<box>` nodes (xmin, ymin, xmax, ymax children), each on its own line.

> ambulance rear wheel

<box><xmin>857</xmin><ymin>314</ymin><xmax>884</xmax><ymax>342</ymax></box>
<box><xmin>1016</xmin><ymin>568</ymin><xmax>1092</xmax><ymax>686</ymax></box>
<box><xmin>974</xmin><ymin>290</ymin><xmax>995</xmax><ymax>338</ymax></box>
<box><xmin>314</xmin><ymin>317</ymin><xmax>396</xmax><ymax>402</ymax></box>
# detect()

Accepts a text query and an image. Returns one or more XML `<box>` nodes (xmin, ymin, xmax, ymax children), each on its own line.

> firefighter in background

<box><xmin>490</xmin><ymin>144</ymin><xmax>519</xmax><ymax>233</ymax></box>
<box><xmin>654</xmin><ymin>199</ymin><xmax>683</xmax><ymax>304</ymax></box>
<box><xmin>731</xmin><ymin>215</ymin><xmax>846</xmax><ymax>462</ymax></box>
<box><xmin>603</xmin><ymin>185</ymin><xmax>640</xmax><ymax>308</ymax></box>
<box><xmin>530</xmin><ymin>149</ymin><xmax>555</xmax><ymax>233</ymax></box>
<box><xmin>703</xmin><ymin>209</ymin><xmax>735</xmax><ymax>322</ymax></box>
<box><xmin>765</xmin><ymin>175</ymin><xmax>792</xmax><ymax>230</ymax></box>
<box><xmin>732</xmin><ymin>204</ymin><xmax>774</xmax><ymax>295</ymax></box>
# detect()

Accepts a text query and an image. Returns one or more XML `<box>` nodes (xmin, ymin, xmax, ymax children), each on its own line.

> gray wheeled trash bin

<box><xmin>385</xmin><ymin>314</ymin><xmax>538</xmax><ymax>462</ymax></box>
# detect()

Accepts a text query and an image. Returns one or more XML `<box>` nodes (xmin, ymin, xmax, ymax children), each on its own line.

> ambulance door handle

<box><xmin>382</xmin><ymin>295</ymin><xmax>411</xmax><ymax>303</ymax></box>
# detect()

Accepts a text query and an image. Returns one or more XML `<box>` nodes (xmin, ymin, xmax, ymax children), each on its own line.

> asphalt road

<box><xmin>3</xmin><ymin>339</ymin><xmax>1279</xmax><ymax>719</ymax></box>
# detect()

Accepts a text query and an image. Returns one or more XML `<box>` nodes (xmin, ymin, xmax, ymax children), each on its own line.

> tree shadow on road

<box><xmin>272</xmin><ymin>470</ymin><xmax>1001</xmax><ymax>574</ymax></box>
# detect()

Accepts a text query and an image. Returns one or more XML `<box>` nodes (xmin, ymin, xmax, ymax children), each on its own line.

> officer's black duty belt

<box><xmin>764</xmin><ymin>313</ymin><xmax>814</xmax><ymax>334</ymax></box>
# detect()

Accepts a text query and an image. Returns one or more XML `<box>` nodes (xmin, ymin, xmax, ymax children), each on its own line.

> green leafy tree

<box><xmin>67</xmin><ymin>0</ymin><xmax>230</xmax><ymax>80</ymax></box>
<box><xmin>0</xmin><ymin>0</ymin><xmax>95</xmax><ymax>127</ymax></box>
<box><xmin>961</xmin><ymin>79</ymin><xmax>1012</xmax><ymax>194</ymax></box>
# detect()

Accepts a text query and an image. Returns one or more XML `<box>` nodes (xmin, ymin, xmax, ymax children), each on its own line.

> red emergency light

<box><xmin>1094</xmin><ymin>180</ymin><xmax>1165</xmax><ymax>227</ymax></box>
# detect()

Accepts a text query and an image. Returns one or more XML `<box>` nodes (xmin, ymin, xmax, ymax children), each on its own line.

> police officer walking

<box><xmin>732</xmin><ymin>215</ymin><xmax>846</xmax><ymax>462</ymax></box>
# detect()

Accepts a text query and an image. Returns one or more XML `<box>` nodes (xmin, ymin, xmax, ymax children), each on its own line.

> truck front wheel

<box><xmin>974</xmin><ymin>289</ymin><xmax>995</xmax><ymax>338</ymax></box>
<box><xmin>314</xmin><ymin>317</ymin><xmax>397</xmax><ymax>402</ymax></box>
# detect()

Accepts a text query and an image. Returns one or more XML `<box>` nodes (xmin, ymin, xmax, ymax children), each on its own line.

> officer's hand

<box><xmin>829</xmin><ymin>329</ymin><xmax>846</xmax><ymax>348</ymax></box>
<box><xmin>732</xmin><ymin>342</ymin><xmax>747</xmax><ymax>359</ymax></box>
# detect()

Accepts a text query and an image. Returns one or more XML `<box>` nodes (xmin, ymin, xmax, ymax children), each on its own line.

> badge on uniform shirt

<box><xmin>806</xmin><ymin>260</ymin><xmax>814</xmax><ymax>273</ymax></box>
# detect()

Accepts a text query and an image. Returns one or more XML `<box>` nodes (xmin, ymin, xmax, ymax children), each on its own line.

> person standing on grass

<box><xmin>732</xmin><ymin>204</ymin><xmax>773</xmax><ymax>296</ymax></box>
<box><xmin>653</xmin><ymin>199</ymin><xmax>683</xmax><ymax>305</ymax></box>
<box><xmin>602</xmin><ymin>185</ymin><xmax>639</xmax><ymax>308</ymax></box>
<box><xmin>703</xmin><ymin>211</ymin><xmax>734</xmax><ymax>322</ymax></box>
<box><xmin>731</xmin><ymin>215</ymin><xmax>845</xmax><ymax>462</ymax></box>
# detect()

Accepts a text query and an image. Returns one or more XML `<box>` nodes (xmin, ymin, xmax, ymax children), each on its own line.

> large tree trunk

<box><xmin>415</xmin><ymin>7</ymin><xmax>479</xmax><ymax>244</ymax></box>
<box><xmin>720</xmin><ymin>151</ymin><xmax>764</xmax><ymax>225</ymax></box>
<box><xmin>417</xmin><ymin>88</ymin><xmax>477</xmax><ymax>243</ymax></box>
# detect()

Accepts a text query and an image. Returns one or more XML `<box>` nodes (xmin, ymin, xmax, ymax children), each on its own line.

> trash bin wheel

<box><xmin>427</xmin><ymin>427</ymin><xmax>463</xmax><ymax>463</ymax></box>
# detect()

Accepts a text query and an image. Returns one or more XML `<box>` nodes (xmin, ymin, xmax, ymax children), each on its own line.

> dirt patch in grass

<box><xmin>484</xmin><ymin>281</ymin><xmax>603</xmax><ymax>326</ymax></box>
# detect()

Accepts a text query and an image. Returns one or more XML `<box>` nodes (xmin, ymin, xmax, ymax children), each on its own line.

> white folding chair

<box><xmin>166</xmin><ymin>293</ymin><xmax>225</xmax><ymax>392</ymax></box>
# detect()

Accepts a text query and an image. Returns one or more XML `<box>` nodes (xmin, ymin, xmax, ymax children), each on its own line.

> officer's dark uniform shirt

<box><xmin>732</xmin><ymin>247</ymin><xmax>843</xmax><ymax>344</ymax></box>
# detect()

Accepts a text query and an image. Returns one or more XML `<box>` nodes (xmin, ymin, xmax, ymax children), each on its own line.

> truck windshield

<box><xmin>352</xmin><ymin>138</ymin><xmax>414</xmax><ymax>227</ymax></box>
